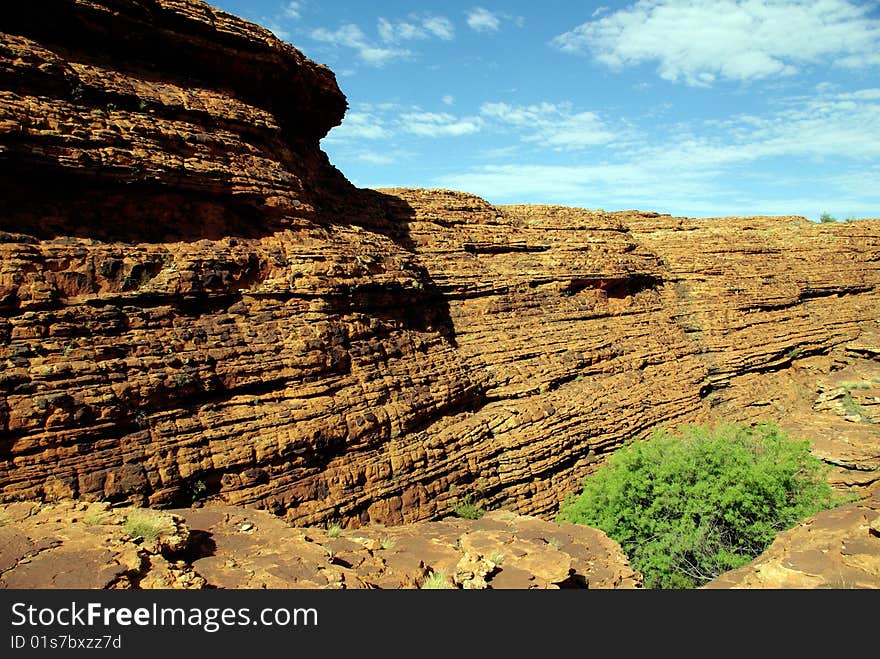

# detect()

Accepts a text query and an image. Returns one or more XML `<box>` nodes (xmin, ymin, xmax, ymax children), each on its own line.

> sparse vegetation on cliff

<box><xmin>453</xmin><ymin>495</ymin><xmax>485</xmax><ymax>520</ymax></box>
<box><xmin>559</xmin><ymin>422</ymin><xmax>840</xmax><ymax>589</ymax></box>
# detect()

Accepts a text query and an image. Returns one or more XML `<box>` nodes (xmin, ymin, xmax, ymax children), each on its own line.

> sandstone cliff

<box><xmin>1</xmin><ymin>0</ymin><xmax>879</xmax><ymax>531</ymax></box>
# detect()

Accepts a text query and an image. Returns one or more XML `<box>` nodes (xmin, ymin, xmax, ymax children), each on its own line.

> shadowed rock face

<box><xmin>1</xmin><ymin>0</ymin><xmax>879</xmax><ymax>530</ymax></box>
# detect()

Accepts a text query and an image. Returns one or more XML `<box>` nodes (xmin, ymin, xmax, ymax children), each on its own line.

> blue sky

<box><xmin>212</xmin><ymin>0</ymin><xmax>880</xmax><ymax>220</ymax></box>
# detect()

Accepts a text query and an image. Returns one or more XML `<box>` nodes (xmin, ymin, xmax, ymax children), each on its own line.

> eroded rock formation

<box><xmin>1</xmin><ymin>0</ymin><xmax>879</xmax><ymax>532</ymax></box>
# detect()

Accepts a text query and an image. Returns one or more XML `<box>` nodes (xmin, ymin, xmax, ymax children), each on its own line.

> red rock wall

<box><xmin>1</xmin><ymin>1</ymin><xmax>878</xmax><ymax>526</ymax></box>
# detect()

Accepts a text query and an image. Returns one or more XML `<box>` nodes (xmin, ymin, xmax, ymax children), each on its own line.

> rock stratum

<box><xmin>1</xmin><ymin>0</ymin><xmax>879</xmax><ymax>547</ymax></box>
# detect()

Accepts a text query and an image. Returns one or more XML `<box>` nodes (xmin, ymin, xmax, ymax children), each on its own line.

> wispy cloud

<box><xmin>351</xmin><ymin>150</ymin><xmax>412</xmax><ymax>166</ymax></box>
<box><xmin>400</xmin><ymin>111</ymin><xmax>483</xmax><ymax>137</ymax></box>
<box><xmin>466</xmin><ymin>7</ymin><xmax>501</xmax><ymax>33</ymax></box>
<box><xmin>311</xmin><ymin>24</ymin><xmax>409</xmax><ymax>66</ymax></box>
<box><xmin>258</xmin><ymin>1</ymin><xmax>305</xmax><ymax>41</ymax></box>
<box><xmin>553</xmin><ymin>0</ymin><xmax>880</xmax><ymax>86</ymax></box>
<box><xmin>377</xmin><ymin>15</ymin><xmax>455</xmax><ymax>43</ymax></box>
<box><xmin>324</xmin><ymin>104</ymin><xmax>484</xmax><ymax>141</ymax></box>
<box><xmin>480</xmin><ymin>102</ymin><xmax>621</xmax><ymax>149</ymax></box>
<box><xmin>282</xmin><ymin>1</ymin><xmax>302</xmax><ymax>19</ymax></box>
<box><xmin>323</xmin><ymin>111</ymin><xmax>391</xmax><ymax>141</ymax></box>
<box><xmin>310</xmin><ymin>12</ymin><xmax>454</xmax><ymax>66</ymax></box>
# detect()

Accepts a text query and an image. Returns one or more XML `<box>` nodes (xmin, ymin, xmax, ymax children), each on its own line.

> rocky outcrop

<box><xmin>0</xmin><ymin>501</ymin><xmax>641</xmax><ymax>589</ymax></box>
<box><xmin>706</xmin><ymin>489</ymin><xmax>880</xmax><ymax>588</ymax></box>
<box><xmin>1</xmin><ymin>0</ymin><xmax>879</xmax><ymax>530</ymax></box>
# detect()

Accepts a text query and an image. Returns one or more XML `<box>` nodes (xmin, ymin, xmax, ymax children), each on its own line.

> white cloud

<box><xmin>260</xmin><ymin>1</ymin><xmax>304</xmax><ymax>40</ymax></box>
<box><xmin>311</xmin><ymin>24</ymin><xmax>409</xmax><ymax>66</ymax></box>
<box><xmin>323</xmin><ymin>112</ymin><xmax>390</xmax><ymax>142</ymax></box>
<box><xmin>442</xmin><ymin>95</ymin><xmax>455</xmax><ymax>106</ymax></box>
<box><xmin>480</xmin><ymin>102</ymin><xmax>620</xmax><ymax>149</ymax></box>
<box><xmin>378</xmin><ymin>15</ymin><xmax>455</xmax><ymax>42</ymax></box>
<box><xmin>467</xmin><ymin>7</ymin><xmax>501</xmax><ymax>33</ymax></box>
<box><xmin>553</xmin><ymin>0</ymin><xmax>880</xmax><ymax>85</ymax></box>
<box><xmin>311</xmin><ymin>13</ymin><xmax>452</xmax><ymax>66</ymax></box>
<box><xmin>423</xmin><ymin>16</ymin><xmax>456</xmax><ymax>41</ymax></box>
<box><xmin>282</xmin><ymin>1</ymin><xmax>302</xmax><ymax>19</ymax></box>
<box><xmin>353</xmin><ymin>152</ymin><xmax>398</xmax><ymax>165</ymax></box>
<box><xmin>400</xmin><ymin>111</ymin><xmax>483</xmax><ymax>137</ymax></box>
<box><xmin>325</xmin><ymin>104</ymin><xmax>485</xmax><ymax>140</ymax></box>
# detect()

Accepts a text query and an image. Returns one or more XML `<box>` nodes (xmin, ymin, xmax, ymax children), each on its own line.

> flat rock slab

<box><xmin>0</xmin><ymin>501</ymin><xmax>199</xmax><ymax>589</ymax></box>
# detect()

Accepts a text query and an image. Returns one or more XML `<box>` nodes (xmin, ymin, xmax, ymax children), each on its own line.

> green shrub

<box><xmin>558</xmin><ymin>422</ymin><xmax>839</xmax><ymax>589</ymax></box>
<box><xmin>819</xmin><ymin>212</ymin><xmax>837</xmax><ymax>223</ymax></box>
<box><xmin>420</xmin><ymin>571</ymin><xmax>451</xmax><ymax>589</ymax></box>
<box><xmin>453</xmin><ymin>495</ymin><xmax>485</xmax><ymax>520</ymax></box>
<box><xmin>84</xmin><ymin>512</ymin><xmax>110</xmax><ymax>526</ymax></box>
<box><xmin>123</xmin><ymin>510</ymin><xmax>166</xmax><ymax>541</ymax></box>
<box><xmin>841</xmin><ymin>393</ymin><xmax>867</xmax><ymax>419</ymax></box>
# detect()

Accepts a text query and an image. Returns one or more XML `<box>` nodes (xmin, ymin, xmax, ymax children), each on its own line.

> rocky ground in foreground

<box><xmin>706</xmin><ymin>489</ymin><xmax>880</xmax><ymax>588</ymax></box>
<box><xmin>0</xmin><ymin>501</ymin><xmax>640</xmax><ymax>589</ymax></box>
<box><xmin>3</xmin><ymin>493</ymin><xmax>878</xmax><ymax>589</ymax></box>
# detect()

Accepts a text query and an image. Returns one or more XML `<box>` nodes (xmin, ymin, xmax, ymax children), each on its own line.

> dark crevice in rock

<box><xmin>463</xmin><ymin>242</ymin><xmax>551</xmax><ymax>254</ymax></box>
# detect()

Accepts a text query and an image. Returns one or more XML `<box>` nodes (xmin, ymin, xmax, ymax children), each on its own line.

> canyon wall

<box><xmin>1</xmin><ymin>0</ymin><xmax>878</xmax><ymax>527</ymax></box>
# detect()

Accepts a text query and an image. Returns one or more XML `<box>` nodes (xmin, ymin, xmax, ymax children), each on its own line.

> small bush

<box><xmin>189</xmin><ymin>479</ymin><xmax>208</xmax><ymax>501</ymax></box>
<box><xmin>453</xmin><ymin>495</ymin><xmax>485</xmax><ymax>520</ymax></box>
<box><xmin>841</xmin><ymin>393</ymin><xmax>867</xmax><ymax>419</ymax></box>
<box><xmin>123</xmin><ymin>510</ymin><xmax>166</xmax><ymax>541</ymax></box>
<box><xmin>326</xmin><ymin>523</ymin><xmax>343</xmax><ymax>538</ymax></box>
<box><xmin>559</xmin><ymin>422</ymin><xmax>840</xmax><ymax>589</ymax></box>
<box><xmin>819</xmin><ymin>212</ymin><xmax>837</xmax><ymax>223</ymax></box>
<box><xmin>421</xmin><ymin>571</ymin><xmax>451</xmax><ymax>589</ymax></box>
<box><xmin>84</xmin><ymin>512</ymin><xmax>110</xmax><ymax>526</ymax></box>
<box><xmin>840</xmin><ymin>381</ymin><xmax>870</xmax><ymax>391</ymax></box>
<box><xmin>173</xmin><ymin>372</ymin><xmax>195</xmax><ymax>388</ymax></box>
<box><xmin>379</xmin><ymin>536</ymin><xmax>396</xmax><ymax>551</ymax></box>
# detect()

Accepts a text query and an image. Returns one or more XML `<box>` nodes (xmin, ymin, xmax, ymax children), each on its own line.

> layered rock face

<box><xmin>1</xmin><ymin>0</ymin><xmax>879</xmax><ymax>530</ymax></box>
